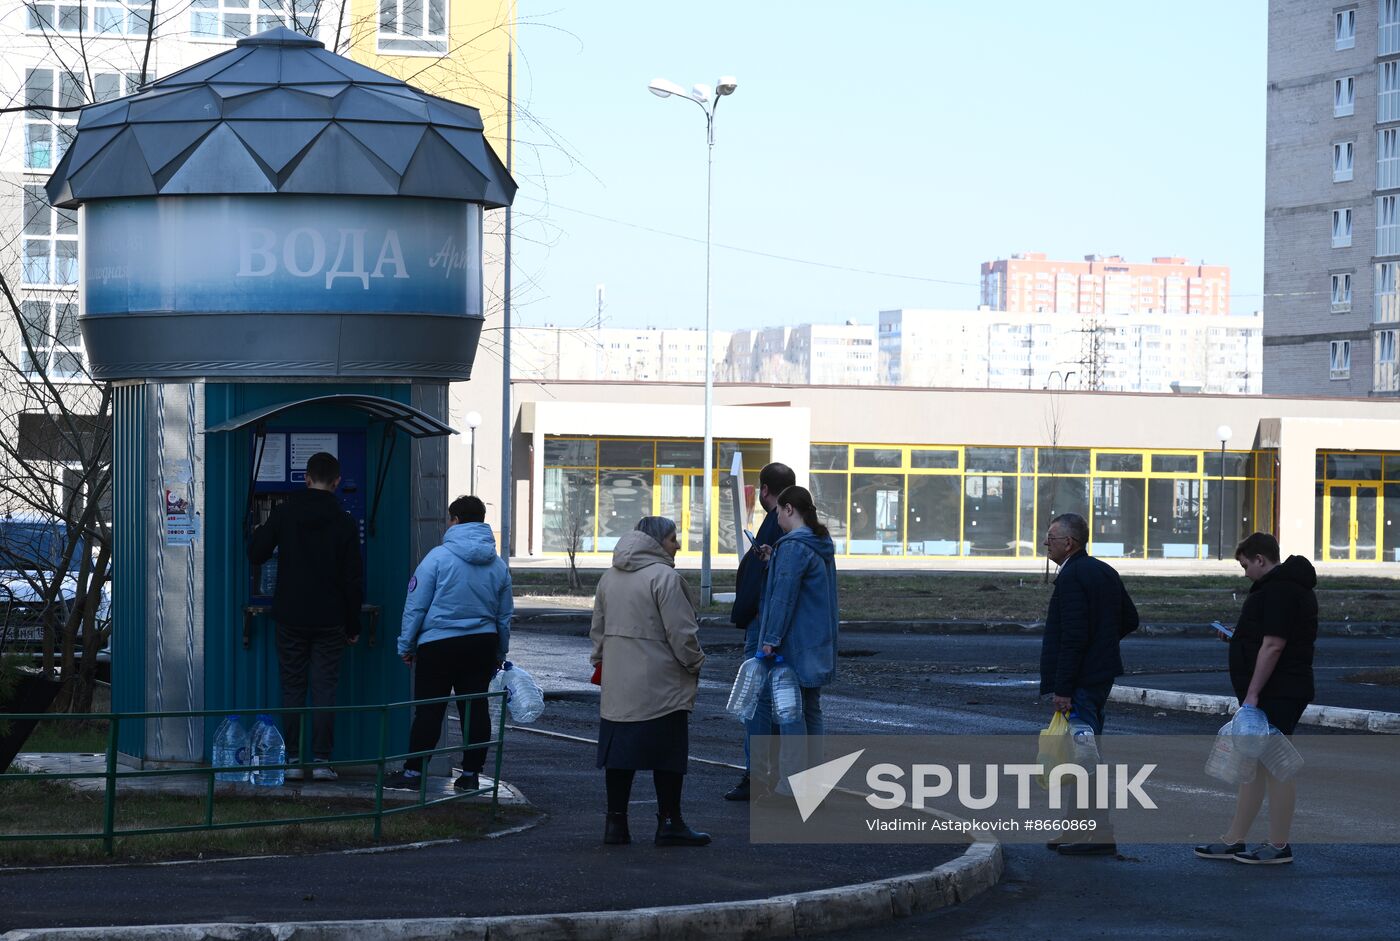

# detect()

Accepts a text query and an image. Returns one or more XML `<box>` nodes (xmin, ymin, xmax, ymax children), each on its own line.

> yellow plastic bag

<box><xmin>1035</xmin><ymin>711</ymin><xmax>1074</xmax><ymax>790</ymax></box>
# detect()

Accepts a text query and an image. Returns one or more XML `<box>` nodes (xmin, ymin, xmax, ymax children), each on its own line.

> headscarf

<box><xmin>634</xmin><ymin>515</ymin><xmax>678</xmax><ymax>546</ymax></box>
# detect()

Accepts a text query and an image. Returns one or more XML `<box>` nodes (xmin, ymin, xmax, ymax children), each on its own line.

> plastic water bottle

<box><xmin>1232</xmin><ymin>704</ymin><xmax>1271</xmax><ymax>759</ymax></box>
<box><xmin>212</xmin><ymin>715</ymin><xmax>250</xmax><ymax>784</ymax></box>
<box><xmin>726</xmin><ymin>653</ymin><xmax>769</xmax><ymax>721</ymax></box>
<box><xmin>769</xmin><ymin>656</ymin><xmax>803</xmax><ymax>726</ymax></box>
<box><xmin>250</xmin><ymin>714</ymin><xmax>286</xmax><ymax>787</ymax></box>
<box><xmin>1071</xmin><ymin>726</ymin><xmax>1100</xmax><ymax>767</ymax></box>
<box><xmin>1205</xmin><ymin>721</ymin><xmax>1257</xmax><ymax>785</ymax></box>
<box><xmin>497</xmin><ymin>661</ymin><xmax>545</xmax><ymax>724</ymax></box>
<box><xmin>1260</xmin><ymin>729</ymin><xmax>1305</xmax><ymax>782</ymax></box>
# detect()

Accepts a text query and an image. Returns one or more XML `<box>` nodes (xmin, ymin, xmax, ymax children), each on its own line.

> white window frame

<box><xmin>1332</xmin><ymin>272</ymin><xmax>1354</xmax><ymax>312</ymax></box>
<box><xmin>1337</xmin><ymin>7</ymin><xmax>1357</xmax><ymax>49</ymax></box>
<box><xmin>1380</xmin><ymin>330</ymin><xmax>1398</xmax><ymax>363</ymax></box>
<box><xmin>18</xmin><ymin>298</ymin><xmax>85</xmax><ymax>379</ymax></box>
<box><xmin>1384</xmin><ymin>62</ymin><xmax>1400</xmax><ymax>125</ymax></box>
<box><xmin>1334</xmin><ymin>139</ymin><xmax>1356</xmax><ymax>181</ymax></box>
<box><xmin>1334</xmin><ymin>206</ymin><xmax>1354</xmax><ymax>248</ymax></box>
<box><xmin>21</xmin><ymin>182</ymin><xmax>78</xmax><ymax>288</ymax></box>
<box><xmin>377</xmin><ymin>0</ymin><xmax>448</xmax><ymax>54</ymax></box>
<box><xmin>1379</xmin><ymin>262</ymin><xmax>1400</xmax><ymax>322</ymax></box>
<box><xmin>22</xmin><ymin>68</ymin><xmax>80</xmax><ymax>171</ymax></box>
<box><xmin>1384</xmin><ymin>0</ymin><xmax>1400</xmax><ymax>55</ymax></box>
<box><xmin>1383</xmin><ymin>129</ymin><xmax>1400</xmax><ymax>190</ymax></box>
<box><xmin>191</xmin><ymin>0</ymin><xmax>316</xmax><ymax>42</ymax></box>
<box><xmin>1331</xmin><ymin>339</ymin><xmax>1352</xmax><ymax>379</ymax></box>
<box><xmin>1336</xmin><ymin>75</ymin><xmax>1356</xmax><ymax>116</ymax></box>
<box><xmin>1381</xmin><ymin>197</ymin><xmax>1400</xmax><ymax>254</ymax></box>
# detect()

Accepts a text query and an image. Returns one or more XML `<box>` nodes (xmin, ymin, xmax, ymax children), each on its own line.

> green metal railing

<box><xmin>0</xmin><ymin>689</ymin><xmax>509</xmax><ymax>855</ymax></box>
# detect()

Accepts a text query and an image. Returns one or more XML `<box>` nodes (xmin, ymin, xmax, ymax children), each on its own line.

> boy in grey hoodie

<box><xmin>386</xmin><ymin>496</ymin><xmax>513</xmax><ymax>791</ymax></box>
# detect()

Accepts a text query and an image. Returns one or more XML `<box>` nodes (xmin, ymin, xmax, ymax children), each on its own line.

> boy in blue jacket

<box><xmin>385</xmin><ymin>496</ymin><xmax>513</xmax><ymax>792</ymax></box>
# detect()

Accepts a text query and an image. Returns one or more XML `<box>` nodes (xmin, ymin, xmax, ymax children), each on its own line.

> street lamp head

<box><xmin>715</xmin><ymin>76</ymin><xmax>738</xmax><ymax>96</ymax></box>
<box><xmin>648</xmin><ymin>77</ymin><xmax>686</xmax><ymax>98</ymax></box>
<box><xmin>1216</xmin><ymin>424</ymin><xmax>1232</xmax><ymax>443</ymax></box>
<box><xmin>466</xmin><ymin>410</ymin><xmax>483</xmax><ymax>430</ymax></box>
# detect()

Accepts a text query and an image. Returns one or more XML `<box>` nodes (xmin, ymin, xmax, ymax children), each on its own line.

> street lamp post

<box><xmin>1215</xmin><ymin>424</ymin><xmax>1232</xmax><ymax>560</ymax></box>
<box><xmin>648</xmin><ymin>74</ymin><xmax>738</xmax><ymax>607</ymax></box>
<box><xmin>466</xmin><ymin>410</ymin><xmax>482</xmax><ymax>495</ymax></box>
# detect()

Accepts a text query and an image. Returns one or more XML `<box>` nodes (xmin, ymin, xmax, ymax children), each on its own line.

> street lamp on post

<box><xmin>466</xmin><ymin>410</ymin><xmax>482</xmax><ymax>495</ymax></box>
<box><xmin>648</xmin><ymin>73</ymin><xmax>738</xmax><ymax>607</ymax></box>
<box><xmin>1216</xmin><ymin>424</ymin><xmax>1232</xmax><ymax>560</ymax></box>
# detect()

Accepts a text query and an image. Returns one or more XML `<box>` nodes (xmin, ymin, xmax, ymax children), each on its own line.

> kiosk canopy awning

<box><xmin>205</xmin><ymin>394</ymin><xmax>457</xmax><ymax>438</ymax></box>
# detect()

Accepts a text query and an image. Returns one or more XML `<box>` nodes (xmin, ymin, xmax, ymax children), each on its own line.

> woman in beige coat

<box><xmin>590</xmin><ymin>516</ymin><xmax>708</xmax><ymax>847</ymax></box>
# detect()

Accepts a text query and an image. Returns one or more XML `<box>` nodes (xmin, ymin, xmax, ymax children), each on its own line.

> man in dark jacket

<box><xmin>1039</xmin><ymin>511</ymin><xmax>1139</xmax><ymax>855</ymax></box>
<box><xmin>722</xmin><ymin>461</ymin><xmax>795</xmax><ymax>802</ymax></box>
<box><xmin>248</xmin><ymin>451</ymin><xmax>363</xmax><ymax>780</ymax></box>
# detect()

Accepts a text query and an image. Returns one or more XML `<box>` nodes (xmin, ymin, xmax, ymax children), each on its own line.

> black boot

<box><xmin>723</xmin><ymin>774</ymin><xmax>751</xmax><ymax>802</ymax></box>
<box><xmin>655</xmin><ymin>812</ymin><xmax>711</xmax><ymax>847</ymax></box>
<box><xmin>604</xmin><ymin>812</ymin><xmax>631</xmax><ymax>845</ymax></box>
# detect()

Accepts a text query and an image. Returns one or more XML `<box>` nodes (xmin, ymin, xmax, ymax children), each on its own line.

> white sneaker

<box><xmin>311</xmin><ymin>762</ymin><xmax>338</xmax><ymax>781</ymax></box>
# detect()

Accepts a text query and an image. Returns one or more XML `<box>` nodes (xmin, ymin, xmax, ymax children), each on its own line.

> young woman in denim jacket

<box><xmin>754</xmin><ymin>486</ymin><xmax>839</xmax><ymax>794</ymax></box>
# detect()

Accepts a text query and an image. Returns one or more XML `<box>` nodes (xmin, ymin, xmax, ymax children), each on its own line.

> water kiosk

<box><xmin>46</xmin><ymin>28</ymin><xmax>516</xmax><ymax>767</ymax></box>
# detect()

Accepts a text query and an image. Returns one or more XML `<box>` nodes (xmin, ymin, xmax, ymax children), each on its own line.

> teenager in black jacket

<box><xmin>248</xmin><ymin>451</ymin><xmax>363</xmax><ymax>780</ymax></box>
<box><xmin>1195</xmin><ymin>532</ymin><xmax>1317</xmax><ymax>866</ymax></box>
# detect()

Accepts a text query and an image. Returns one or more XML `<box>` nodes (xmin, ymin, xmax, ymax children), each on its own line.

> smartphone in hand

<box><xmin>1211</xmin><ymin>620</ymin><xmax>1235</xmax><ymax>639</ymax></box>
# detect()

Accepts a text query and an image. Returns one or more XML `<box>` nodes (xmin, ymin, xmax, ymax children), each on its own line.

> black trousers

<box><xmin>276</xmin><ymin>623</ymin><xmax>346</xmax><ymax>760</ymax></box>
<box><xmin>406</xmin><ymin>633</ymin><xmax>499</xmax><ymax>774</ymax></box>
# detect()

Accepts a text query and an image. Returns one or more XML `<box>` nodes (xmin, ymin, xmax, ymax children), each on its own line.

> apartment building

<box><xmin>980</xmin><ymin>253</ymin><xmax>1231</xmax><ymax>317</ymax></box>
<box><xmin>719</xmin><ymin>323</ymin><xmax>876</xmax><ymax>384</ymax></box>
<box><xmin>878</xmin><ymin>308</ymin><xmax>1263</xmax><ymax>394</ymax></box>
<box><xmin>1264</xmin><ymin>0</ymin><xmax>1400</xmax><ymax>395</ymax></box>
<box><xmin>509</xmin><ymin>325</ymin><xmax>730</xmax><ymax>383</ymax></box>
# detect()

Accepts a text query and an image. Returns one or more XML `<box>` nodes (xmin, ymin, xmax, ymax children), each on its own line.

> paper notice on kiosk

<box><xmin>290</xmin><ymin>433</ymin><xmax>338</xmax><ymax>481</ymax></box>
<box><xmin>256</xmin><ymin>433</ymin><xmax>287</xmax><ymax>483</ymax></box>
<box><xmin>163</xmin><ymin>458</ymin><xmax>199</xmax><ymax>547</ymax></box>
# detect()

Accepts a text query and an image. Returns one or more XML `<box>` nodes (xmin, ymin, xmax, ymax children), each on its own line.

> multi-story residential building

<box><xmin>507</xmin><ymin>325</ymin><xmax>730</xmax><ymax>383</ymax></box>
<box><xmin>1264</xmin><ymin>0</ymin><xmax>1400</xmax><ymax>395</ymax></box>
<box><xmin>878</xmin><ymin>308</ymin><xmax>1263</xmax><ymax>394</ymax></box>
<box><xmin>980</xmin><ymin>253</ymin><xmax>1231</xmax><ymax>317</ymax></box>
<box><xmin>720</xmin><ymin>323</ymin><xmax>876</xmax><ymax>384</ymax></box>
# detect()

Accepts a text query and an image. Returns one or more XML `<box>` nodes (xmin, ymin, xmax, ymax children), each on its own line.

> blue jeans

<box><xmin>1069</xmin><ymin>681</ymin><xmax>1113</xmax><ymax>736</ymax></box>
<box><xmin>749</xmin><ymin>683</ymin><xmax>823</xmax><ymax>791</ymax></box>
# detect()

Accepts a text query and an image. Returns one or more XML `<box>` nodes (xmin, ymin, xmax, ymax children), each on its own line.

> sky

<box><xmin>507</xmin><ymin>1</ymin><xmax>1266</xmax><ymax>333</ymax></box>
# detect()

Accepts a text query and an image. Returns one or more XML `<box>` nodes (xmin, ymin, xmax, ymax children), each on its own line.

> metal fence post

<box><xmin>102</xmin><ymin>715</ymin><xmax>119</xmax><ymax>855</ymax></box>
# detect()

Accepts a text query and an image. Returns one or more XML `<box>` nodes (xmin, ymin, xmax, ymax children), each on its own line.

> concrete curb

<box><xmin>515</xmin><ymin>611</ymin><xmax>1400</xmax><ymax>638</ymax></box>
<box><xmin>1112</xmin><ymin>685</ymin><xmax>1400</xmax><ymax>733</ymax></box>
<box><xmin>1</xmin><ymin>840</ymin><xmax>1003</xmax><ymax>941</ymax></box>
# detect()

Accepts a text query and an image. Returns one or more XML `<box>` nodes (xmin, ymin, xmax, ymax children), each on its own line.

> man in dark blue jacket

<box><xmin>722</xmin><ymin>461</ymin><xmax>795</xmax><ymax>802</ymax></box>
<box><xmin>1040</xmin><ymin>511</ymin><xmax>1139</xmax><ymax>855</ymax></box>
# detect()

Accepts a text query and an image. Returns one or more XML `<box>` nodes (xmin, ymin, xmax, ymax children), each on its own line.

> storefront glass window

<box><xmin>542</xmin><ymin>468</ymin><xmax>596</xmax><ymax>551</ymax></box>
<box><xmin>907</xmin><ymin>475</ymin><xmax>961</xmax><ymax>554</ymax></box>
<box><xmin>850</xmin><ymin>473</ymin><xmax>904</xmax><ymax>555</ymax></box>
<box><xmin>811</xmin><ymin>473</ymin><xmax>849</xmax><ymax>552</ymax></box>
<box><xmin>854</xmin><ymin>448</ymin><xmax>902</xmax><ymax>469</ymax></box>
<box><xmin>599</xmin><ymin>440</ymin><xmax>654</xmax><ymax>468</ymax></box>
<box><xmin>964</xmin><ymin>475</ymin><xmax>1017</xmax><ymax>556</ymax></box>
<box><xmin>810</xmin><ymin>445</ymin><xmax>848</xmax><ymax>470</ymax></box>
<box><xmin>965</xmin><ymin>447</ymin><xmax>1017</xmax><ymax>473</ymax></box>
<box><xmin>911</xmin><ymin>449</ymin><xmax>958</xmax><ymax>470</ymax></box>
<box><xmin>1147</xmin><ymin>477</ymin><xmax>1201</xmax><ymax>558</ymax></box>
<box><xmin>544</xmin><ymin>438</ymin><xmax>595</xmax><ymax>467</ymax></box>
<box><xmin>1092</xmin><ymin>477</ymin><xmax>1146</xmax><ymax>558</ymax></box>
<box><xmin>597</xmin><ymin>471</ymin><xmax>652</xmax><ymax>549</ymax></box>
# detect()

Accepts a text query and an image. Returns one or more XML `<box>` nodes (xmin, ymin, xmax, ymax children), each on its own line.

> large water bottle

<box><xmin>1232</xmin><ymin>704</ymin><xmax>1271</xmax><ymax>759</ymax></box>
<box><xmin>769</xmin><ymin>656</ymin><xmax>803</xmax><ymax>726</ymax></box>
<box><xmin>726</xmin><ymin>653</ymin><xmax>769</xmax><ymax>721</ymax></box>
<box><xmin>212</xmin><ymin>715</ymin><xmax>250</xmax><ymax>784</ymax></box>
<box><xmin>1071</xmin><ymin>726</ymin><xmax>1100</xmax><ymax>767</ymax></box>
<box><xmin>497</xmin><ymin>661</ymin><xmax>545</xmax><ymax>724</ymax></box>
<box><xmin>1205</xmin><ymin>720</ymin><xmax>1257</xmax><ymax>785</ymax></box>
<box><xmin>250</xmin><ymin>714</ymin><xmax>286</xmax><ymax>787</ymax></box>
<box><xmin>1260</xmin><ymin>729</ymin><xmax>1305</xmax><ymax>782</ymax></box>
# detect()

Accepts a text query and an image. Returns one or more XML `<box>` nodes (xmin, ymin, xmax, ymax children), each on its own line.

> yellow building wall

<box><xmin>342</xmin><ymin>0</ymin><xmax>515</xmax><ymax>157</ymax></box>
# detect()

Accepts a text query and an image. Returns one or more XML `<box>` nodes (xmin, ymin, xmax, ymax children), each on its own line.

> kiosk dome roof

<box><xmin>45</xmin><ymin>27</ymin><xmax>515</xmax><ymax>209</ymax></box>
